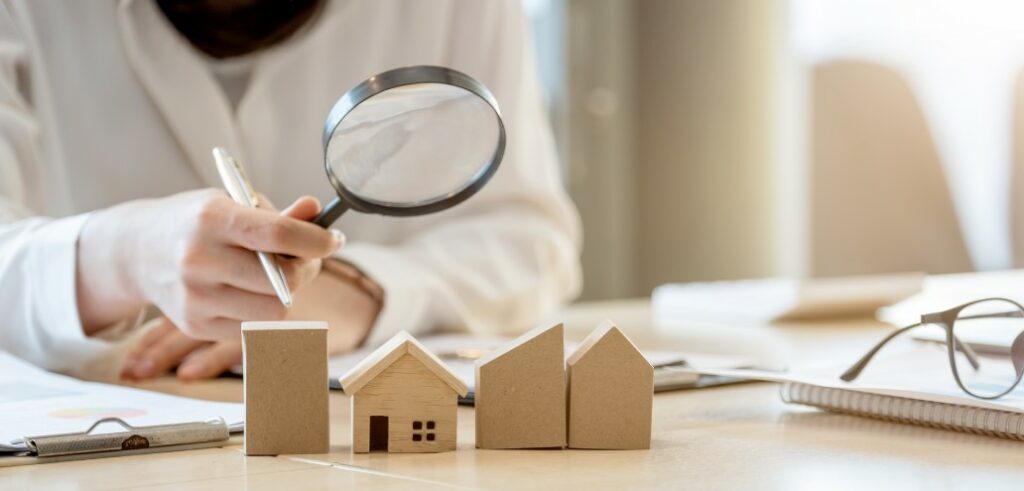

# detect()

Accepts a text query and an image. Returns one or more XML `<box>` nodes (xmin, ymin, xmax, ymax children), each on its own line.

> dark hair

<box><xmin>156</xmin><ymin>0</ymin><xmax>325</xmax><ymax>59</ymax></box>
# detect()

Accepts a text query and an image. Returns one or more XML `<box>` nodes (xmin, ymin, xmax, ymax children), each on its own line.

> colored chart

<box><xmin>49</xmin><ymin>407</ymin><xmax>148</xmax><ymax>419</ymax></box>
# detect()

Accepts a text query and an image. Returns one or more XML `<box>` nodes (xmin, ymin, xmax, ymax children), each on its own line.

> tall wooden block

<box><xmin>242</xmin><ymin>321</ymin><xmax>329</xmax><ymax>456</ymax></box>
<box><xmin>475</xmin><ymin>323</ymin><xmax>566</xmax><ymax>449</ymax></box>
<box><xmin>567</xmin><ymin>320</ymin><xmax>653</xmax><ymax>450</ymax></box>
<box><xmin>340</xmin><ymin>331</ymin><xmax>468</xmax><ymax>453</ymax></box>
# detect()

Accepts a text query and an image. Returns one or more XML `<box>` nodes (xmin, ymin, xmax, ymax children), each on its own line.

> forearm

<box><xmin>76</xmin><ymin>201</ymin><xmax>148</xmax><ymax>335</ymax></box>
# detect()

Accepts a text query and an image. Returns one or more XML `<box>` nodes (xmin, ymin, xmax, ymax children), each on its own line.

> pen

<box><xmin>212</xmin><ymin>147</ymin><xmax>293</xmax><ymax>308</ymax></box>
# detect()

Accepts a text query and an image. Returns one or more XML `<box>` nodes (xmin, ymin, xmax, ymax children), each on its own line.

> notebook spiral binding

<box><xmin>781</xmin><ymin>382</ymin><xmax>1024</xmax><ymax>441</ymax></box>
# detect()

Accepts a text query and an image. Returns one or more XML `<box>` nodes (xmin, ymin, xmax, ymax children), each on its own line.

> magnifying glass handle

<box><xmin>313</xmin><ymin>196</ymin><xmax>349</xmax><ymax>228</ymax></box>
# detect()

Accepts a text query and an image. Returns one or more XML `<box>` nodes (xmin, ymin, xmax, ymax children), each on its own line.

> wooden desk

<box><xmin>3</xmin><ymin>300</ymin><xmax>1023</xmax><ymax>490</ymax></box>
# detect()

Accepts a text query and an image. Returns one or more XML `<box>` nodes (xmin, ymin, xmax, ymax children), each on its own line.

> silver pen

<box><xmin>212</xmin><ymin>147</ymin><xmax>293</xmax><ymax>308</ymax></box>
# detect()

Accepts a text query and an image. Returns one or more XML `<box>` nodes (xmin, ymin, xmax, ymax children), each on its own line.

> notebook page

<box><xmin>695</xmin><ymin>344</ymin><xmax>1024</xmax><ymax>413</ymax></box>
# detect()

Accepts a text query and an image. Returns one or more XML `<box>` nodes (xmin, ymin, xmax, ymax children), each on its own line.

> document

<box><xmin>325</xmin><ymin>334</ymin><xmax>752</xmax><ymax>395</ymax></box>
<box><xmin>695</xmin><ymin>344</ymin><xmax>1024</xmax><ymax>412</ymax></box>
<box><xmin>0</xmin><ymin>351</ymin><xmax>243</xmax><ymax>451</ymax></box>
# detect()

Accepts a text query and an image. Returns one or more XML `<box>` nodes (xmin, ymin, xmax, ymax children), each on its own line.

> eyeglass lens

<box><xmin>950</xmin><ymin>299</ymin><xmax>1024</xmax><ymax>398</ymax></box>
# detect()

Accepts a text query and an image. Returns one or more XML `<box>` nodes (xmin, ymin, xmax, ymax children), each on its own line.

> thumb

<box><xmin>282</xmin><ymin>195</ymin><xmax>322</xmax><ymax>221</ymax></box>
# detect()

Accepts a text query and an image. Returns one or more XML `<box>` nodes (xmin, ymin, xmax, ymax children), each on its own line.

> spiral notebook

<box><xmin>696</xmin><ymin>345</ymin><xmax>1024</xmax><ymax>441</ymax></box>
<box><xmin>780</xmin><ymin>381</ymin><xmax>1024</xmax><ymax>440</ymax></box>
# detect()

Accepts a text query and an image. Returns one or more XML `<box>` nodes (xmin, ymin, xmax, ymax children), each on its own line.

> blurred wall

<box><xmin>635</xmin><ymin>0</ymin><xmax>791</xmax><ymax>292</ymax></box>
<box><xmin>564</xmin><ymin>0</ymin><xmax>639</xmax><ymax>300</ymax></box>
<box><xmin>564</xmin><ymin>0</ymin><xmax>794</xmax><ymax>299</ymax></box>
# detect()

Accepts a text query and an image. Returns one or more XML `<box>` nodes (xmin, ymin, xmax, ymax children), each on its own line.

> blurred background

<box><xmin>523</xmin><ymin>0</ymin><xmax>1024</xmax><ymax>301</ymax></box>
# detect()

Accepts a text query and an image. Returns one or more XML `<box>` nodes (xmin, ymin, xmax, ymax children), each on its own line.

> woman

<box><xmin>0</xmin><ymin>0</ymin><xmax>580</xmax><ymax>380</ymax></box>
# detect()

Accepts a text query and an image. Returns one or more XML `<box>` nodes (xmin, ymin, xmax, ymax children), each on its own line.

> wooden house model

<box><xmin>475</xmin><ymin>323</ymin><xmax>566</xmax><ymax>449</ymax></box>
<box><xmin>566</xmin><ymin>320</ymin><xmax>654</xmax><ymax>450</ymax></box>
<box><xmin>339</xmin><ymin>331</ymin><xmax>468</xmax><ymax>453</ymax></box>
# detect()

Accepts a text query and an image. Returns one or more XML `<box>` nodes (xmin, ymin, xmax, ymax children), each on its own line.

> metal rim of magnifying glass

<box><xmin>321</xmin><ymin>65</ymin><xmax>506</xmax><ymax>217</ymax></box>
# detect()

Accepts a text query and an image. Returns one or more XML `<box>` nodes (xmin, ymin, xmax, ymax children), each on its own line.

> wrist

<box><xmin>290</xmin><ymin>259</ymin><xmax>382</xmax><ymax>353</ymax></box>
<box><xmin>76</xmin><ymin>204</ymin><xmax>148</xmax><ymax>334</ymax></box>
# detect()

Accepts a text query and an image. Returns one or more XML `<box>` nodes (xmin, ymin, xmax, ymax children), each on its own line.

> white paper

<box><xmin>0</xmin><ymin>351</ymin><xmax>243</xmax><ymax>449</ymax></box>
<box><xmin>326</xmin><ymin>334</ymin><xmax>750</xmax><ymax>393</ymax></box>
<box><xmin>694</xmin><ymin>344</ymin><xmax>1024</xmax><ymax>413</ymax></box>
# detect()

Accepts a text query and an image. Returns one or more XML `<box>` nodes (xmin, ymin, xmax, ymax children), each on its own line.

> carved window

<box><xmin>411</xmin><ymin>420</ymin><xmax>436</xmax><ymax>442</ymax></box>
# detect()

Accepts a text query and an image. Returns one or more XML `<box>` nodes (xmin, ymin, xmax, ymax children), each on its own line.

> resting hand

<box><xmin>122</xmin><ymin>316</ymin><xmax>240</xmax><ymax>381</ymax></box>
<box><xmin>121</xmin><ymin>253</ymin><xmax>382</xmax><ymax>381</ymax></box>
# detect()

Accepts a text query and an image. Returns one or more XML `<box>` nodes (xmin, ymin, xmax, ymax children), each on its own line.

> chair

<box><xmin>809</xmin><ymin>59</ymin><xmax>973</xmax><ymax>276</ymax></box>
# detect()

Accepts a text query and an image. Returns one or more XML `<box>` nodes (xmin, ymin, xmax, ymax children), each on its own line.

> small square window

<box><xmin>413</xmin><ymin>421</ymin><xmax>422</xmax><ymax>430</ymax></box>
<box><xmin>426</xmin><ymin>433</ymin><xmax>435</xmax><ymax>441</ymax></box>
<box><xmin>412</xmin><ymin>433</ymin><xmax>422</xmax><ymax>442</ymax></box>
<box><xmin>426</xmin><ymin>421</ymin><xmax>435</xmax><ymax>430</ymax></box>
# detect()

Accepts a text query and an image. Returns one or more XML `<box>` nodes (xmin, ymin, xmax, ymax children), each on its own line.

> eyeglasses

<box><xmin>841</xmin><ymin>297</ymin><xmax>1024</xmax><ymax>399</ymax></box>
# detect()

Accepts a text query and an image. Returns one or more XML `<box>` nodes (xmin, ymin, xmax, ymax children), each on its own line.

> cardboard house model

<box><xmin>567</xmin><ymin>320</ymin><xmax>654</xmax><ymax>450</ymax></box>
<box><xmin>339</xmin><ymin>331</ymin><xmax>468</xmax><ymax>453</ymax></box>
<box><xmin>475</xmin><ymin>323</ymin><xmax>566</xmax><ymax>449</ymax></box>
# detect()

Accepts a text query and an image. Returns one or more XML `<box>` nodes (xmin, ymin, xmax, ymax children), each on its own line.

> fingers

<box><xmin>177</xmin><ymin>341</ymin><xmax>242</xmax><ymax>381</ymax></box>
<box><xmin>122</xmin><ymin>318</ymin><xmax>208</xmax><ymax>380</ymax></box>
<box><xmin>181</xmin><ymin>285</ymin><xmax>288</xmax><ymax>339</ymax></box>
<box><xmin>121</xmin><ymin>319</ymin><xmax>174</xmax><ymax>379</ymax></box>
<box><xmin>281</xmin><ymin>195</ymin><xmax>321</xmax><ymax>221</ymax></box>
<box><xmin>282</xmin><ymin>197</ymin><xmax>346</xmax><ymax>249</ymax></box>
<box><xmin>184</xmin><ymin>317</ymin><xmax>247</xmax><ymax>342</ymax></box>
<box><xmin>218</xmin><ymin>200</ymin><xmax>341</xmax><ymax>258</ymax></box>
<box><xmin>125</xmin><ymin>318</ymin><xmax>175</xmax><ymax>363</ymax></box>
<box><xmin>186</xmin><ymin>246</ymin><xmax>322</xmax><ymax>295</ymax></box>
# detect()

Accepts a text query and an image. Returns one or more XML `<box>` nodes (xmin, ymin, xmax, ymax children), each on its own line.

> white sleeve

<box><xmin>340</xmin><ymin>0</ymin><xmax>582</xmax><ymax>345</ymax></box>
<box><xmin>0</xmin><ymin>6</ymin><xmax>112</xmax><ymax>371</ymax></box>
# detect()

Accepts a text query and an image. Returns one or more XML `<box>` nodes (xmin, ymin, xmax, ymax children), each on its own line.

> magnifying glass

<box><xmin>312</xmin><ymin>66</ymin><xmax>506</xmax><ymax>227</ymax></box>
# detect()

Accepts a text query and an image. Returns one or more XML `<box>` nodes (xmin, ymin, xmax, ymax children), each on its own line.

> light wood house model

<box><xmin>339</xmin><ymin>331</ymin><xmax>468</xmax><ymax>453</ymax></box>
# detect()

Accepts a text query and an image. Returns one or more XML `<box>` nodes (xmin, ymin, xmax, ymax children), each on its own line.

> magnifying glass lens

<box><xmin>326</xmin><ymin>83</ymin><xmax>500</xmax><ymax>208</ymax></box>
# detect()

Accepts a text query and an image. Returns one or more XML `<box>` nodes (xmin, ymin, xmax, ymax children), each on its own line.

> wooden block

<box><xmin>475</xmin><ymin>323</ymin><xmax>566</xmax><ymax>449</ymax></box>
<box><xmin>242</xmin><ymin>321</ymin><xmax>329</xmax><ymax>456</ymax></box>
<box><xmin>567</xmin><ymin>320</ymin><xmax>653</xmax><ymax>450</ymax></box>
<box><xmin>340</xmin><ymin>331</ymin><xmax>468</xmax><ymax>453</ymax></box>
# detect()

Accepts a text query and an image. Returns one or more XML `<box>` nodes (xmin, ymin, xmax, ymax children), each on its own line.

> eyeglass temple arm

<box><xmin>840</xmin><ymin>322</ymin><xmax>982</xmax><ymax>382</ymax></box>
<box><xmin>954</xmin><ymin>310</ymin><xmax>1024</xmax><ymax>321</ymax></box>
<box><xmin>841</xmin><ymin>323</ymin><xmax>921</xmax><ymax>382</ymax></box>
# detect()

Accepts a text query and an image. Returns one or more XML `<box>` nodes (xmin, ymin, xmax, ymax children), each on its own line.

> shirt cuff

<box><xmin>26</xmin><ymin>213</ymin><xmax>115</xmax><ymax>369</ymax></box>
<box><xmin>335</xmin><ymin>243</ymin><xmax>442</xmax><ymax>347</ymax></box>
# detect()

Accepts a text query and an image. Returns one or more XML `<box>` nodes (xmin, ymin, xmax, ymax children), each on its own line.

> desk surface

<box><xmin>3</xmin><ymin>300</ymin><xmax>1024</xmax><ymax>490</ymax></box>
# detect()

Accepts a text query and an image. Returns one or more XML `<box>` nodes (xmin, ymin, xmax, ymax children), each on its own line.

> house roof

<box><xmin>476</xmin><ymin>322</ymin><xmax>563</xmax><ymax>368</ymax></box>
<box><xmin>338</xmin><ymin>331</ymin><xmax>469</xmax><ymax>396</ymax></box>
<box><xmin>566</xmin><ymin>320</ymin><xmax>647</xmax><ymax>367</ymax></box>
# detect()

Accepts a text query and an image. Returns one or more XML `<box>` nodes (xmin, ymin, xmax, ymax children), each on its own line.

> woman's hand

<box><xmin>77</xmin><ymin>189</ymin><xmax>343</xmax><ymax>340</ymax></box>
<box><xmin>122</xmin><ymin>316</ymin><xmax>241</xmax><ymax>380</ymax></box>
<box><xmin>122</xmin><ymin>254</ymin><xmax>382</xmax><ymax>381</ymax></box>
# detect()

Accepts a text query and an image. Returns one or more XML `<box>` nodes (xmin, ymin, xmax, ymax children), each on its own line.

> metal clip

<box><xmin>25</xmin><ymin>417</ymin><xmax>229</xmax><ymax>458</ymax></box>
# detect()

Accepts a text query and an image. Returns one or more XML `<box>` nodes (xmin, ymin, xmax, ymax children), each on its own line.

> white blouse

<box><xmin>0</xmin><ymin>0</ymin><xmax>581</xmax><ymax>373</ymax></box>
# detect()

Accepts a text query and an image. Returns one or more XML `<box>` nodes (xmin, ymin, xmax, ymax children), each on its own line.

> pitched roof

<box><xmin>338</xmin><ymin>331</ymin><xmax>469</xmax><ymax>396</ymax></box>
<box><xmin>566</xmin><ymin>320</ymin><xmax>647</xmax><ymax>367</ymax></box>
<box><xmin>476</xmin><ymin>322</ymin><xmax>563</xmax><ymax>368</ymax></box>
